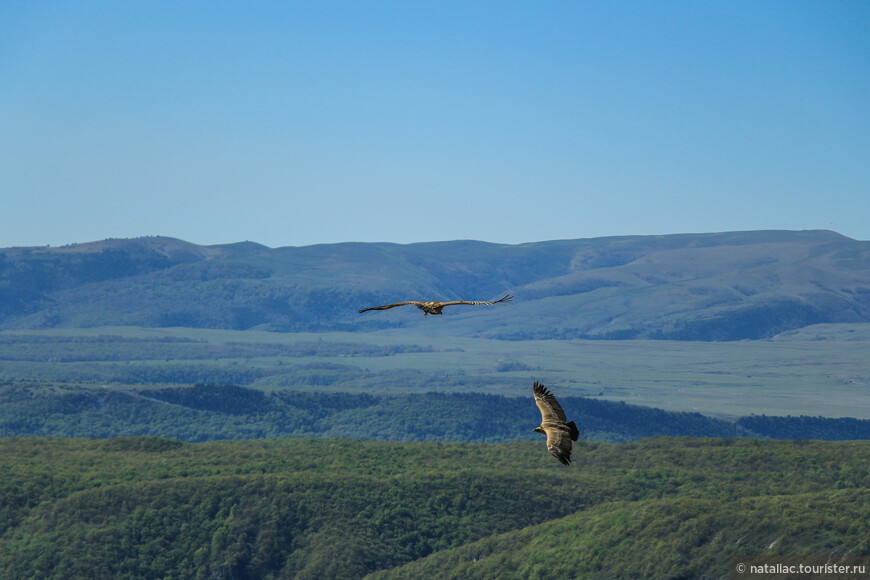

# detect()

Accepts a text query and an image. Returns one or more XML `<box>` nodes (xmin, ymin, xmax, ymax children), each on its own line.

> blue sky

<box><xmin>2</xmin><ymin>1</ymin><xmax>868</xmax><ymax>248</ymax></box>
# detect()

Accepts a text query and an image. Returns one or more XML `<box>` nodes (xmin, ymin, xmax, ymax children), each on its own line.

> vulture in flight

<box><xmin>359</xmin><ymin>294</ymin><xmax>512</xmax><ymax>317</ymax></box>
<box><xmin>533</xmin><ymin>381</ymin><xmax>580</xmax><ymax>465</ymax></box>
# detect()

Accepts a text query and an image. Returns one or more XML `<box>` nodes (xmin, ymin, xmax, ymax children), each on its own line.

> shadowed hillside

<box><xmin>5</xmin><ymin>382</ymin><xmax>870</xmax><ymax>443</ymax></box>
<box><xmin>2</xmin><ymin>230</ymin><xmax>869</xmax><ymax>340</ymax></box>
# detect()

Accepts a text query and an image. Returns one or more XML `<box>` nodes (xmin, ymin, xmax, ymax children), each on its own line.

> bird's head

<box><xmin>533</xmin><ymin>426</ymin><xmax>545</xmax><ymax>435</ymax></box>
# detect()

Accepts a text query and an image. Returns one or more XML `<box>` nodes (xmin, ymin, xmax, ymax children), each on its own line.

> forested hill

<box><xmin>2</xmin><ymin>230</ymin><xmax>869</xmax><ymax>340</ymax></box>
<box><xmin>1</xmin><ymin>437</ymin><xmax>869</xmax><ymax>579</ymax></box>
<box><xmin>4</xmin><ymin>382</ymin><xmax>870</xmax><ymax>443</ymax></box>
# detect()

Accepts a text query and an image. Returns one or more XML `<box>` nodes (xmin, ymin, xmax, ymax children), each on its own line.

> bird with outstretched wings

<box><xmin>533</xmin><ymin>381</ymin><xmax>580</xmax><ymax>465</ymax></box>
<box><xmin>359</xmin><ymin>294</ymin><xmax>512</xmax><ymax>317</ymax></box>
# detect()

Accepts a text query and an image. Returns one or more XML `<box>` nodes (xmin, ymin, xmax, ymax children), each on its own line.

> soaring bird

<box><xmin>358</xmin><ymin>294</ymin><xmax>512</xmax><ymax>317</ymax></box>
<box><xmin>533</xmin><ymin>381</ymin><xmax>580</xmax><ymax>465</ymax></box>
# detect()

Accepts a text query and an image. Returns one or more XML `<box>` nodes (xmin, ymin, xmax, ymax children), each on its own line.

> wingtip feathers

<box><xmin>548</xmin><ymin>444</ymin><xmax>571</xmax><ymax>465</ymax></box>
<box><xmin>533</xmin><ymin>381</ymin><xmax>551</xmax><ymax>398</ymax></box>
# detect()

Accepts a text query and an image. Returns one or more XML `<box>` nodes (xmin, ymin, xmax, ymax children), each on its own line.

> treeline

<box><xmin>0</xmin><ymin>358</ymin><xmax>515</xmax><ymax>396</ymax></box>
<box><xmin>737</xmin><ymin>414</ymin><xmax>870</xmax><ymax>440</ymax></box>
<box><xmin>0</xmin><ymin>334</ymin><xmax>435</xmax><ymax>362</ymax></box>
<box><xmin>1</xmin><ymin>437</ymin><xmax>868</xmax><ymax>578</ymax></box>
<box><xmin>4</xmin><ymin>381</ymin><xmax>870</xmax><ymax>443</ymax></box>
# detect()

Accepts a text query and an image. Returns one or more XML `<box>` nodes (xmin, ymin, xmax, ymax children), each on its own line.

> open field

<box><xmin>2</xmin><ymin>323</ymin><xmax>869</xmax><ymax>418</ymax></box>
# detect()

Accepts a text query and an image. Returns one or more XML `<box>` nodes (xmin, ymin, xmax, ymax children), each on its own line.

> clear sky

<box><xmin>2</xmin><ymin>1</ymin><xmax>868</xmax><ymax>248</ymax></box>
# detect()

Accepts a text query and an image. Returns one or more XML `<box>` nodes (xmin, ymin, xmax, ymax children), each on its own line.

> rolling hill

<box><xmin>4</xmin><ymin>381</ymin><xmax>870</xmax><ymax>443</ymax></box>
<box><xmin>1</xmin><ymin>437</ymin><xmax>868</xmax><ymax>579</ymax></box>
<box><xmin>2</xmin><ymin>230</ymin><xmax>869</xmax><ymax>340</ymax></box>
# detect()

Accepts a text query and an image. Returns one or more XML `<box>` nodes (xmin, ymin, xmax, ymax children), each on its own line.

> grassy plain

<box><xmin>2</xmin><ymin>322</ymin><xmax>869</xmax><ymax>418</ymax></box>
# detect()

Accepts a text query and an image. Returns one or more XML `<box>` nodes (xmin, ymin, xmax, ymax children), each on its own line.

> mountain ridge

<box><xmin>2</xmin><ymin>230</ymin><xmax>868</xmax><ymax>340</ymax></box>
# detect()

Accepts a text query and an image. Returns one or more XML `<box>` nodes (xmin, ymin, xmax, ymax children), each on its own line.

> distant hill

<box><xmin>2</xmin><ymin>230</ymin><xmax>869</xmax><ymax>340</ymax></box>
<box><xmin>5</xmin><ymin>382</ymin><xmax>870</xmax><ymax>443</ymax></box>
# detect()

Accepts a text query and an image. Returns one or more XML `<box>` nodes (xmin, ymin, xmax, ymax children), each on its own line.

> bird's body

<box><xmin>359</xmin><ymin>294</ymin><xmax>512</xmax><ymax>316</ymax></box>
<box><xmin>533</xmin><ymin>381</ymin><xmax>580</xmax><ymax>465</ymax></box>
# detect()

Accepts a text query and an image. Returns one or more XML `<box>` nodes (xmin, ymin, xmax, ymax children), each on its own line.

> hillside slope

<box><xmin>1</xmin><ymin>437</ymin><xmax>868</xmax><ymax>579</ymax></box>
<box><xmin>368</xmin><ymin>490</ymin><xmax>870</xmax><ymax>579</ymax></box>
<box><xmin>0</xmin><ymin>382</ymin><xmax>748</xmax><ymax>442</ymax></box>
<box><xmin>5</xmin><ymin>381</ymin><xmax>870</xmax><ymax>443</ymax></box>
<box><xmin>2</xmin><ymin>230</ymin><xmax>869</xmax><ymax>340</ymax></box>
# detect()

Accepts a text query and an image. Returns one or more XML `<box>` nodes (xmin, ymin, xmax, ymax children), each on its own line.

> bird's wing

<box><xmin>533</xmin><ymin>381</ymin><xmax>568</xmax><ymax>423</ymax></box>
<box><xmin>439</xmin><ymin>294</ymin><xmax>513</xmax><ymax>307</ymax></box>
<box><xmin>358</xmin><ymin>301</ymin><xmax>421</xmax><ymax>313</ymax></box>
<box><xmin>545</xmin><ymin>427</ymin><xmax>573</xmax><ymax>465</ymax></box>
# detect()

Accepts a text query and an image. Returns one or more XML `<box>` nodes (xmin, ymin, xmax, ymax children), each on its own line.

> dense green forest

<box><xmin>5</xmin><ymin>381</ymin><xmax>870</xmax><ymax>443</ymax></box>
<box><xmin>1</xmin><ymin>437</ymin><xmax>868</xmax><ymax>579</ymax></box>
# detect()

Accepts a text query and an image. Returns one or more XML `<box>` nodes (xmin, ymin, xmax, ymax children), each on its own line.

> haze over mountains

<box><xmin>2</xmin><ymin>230</ymin><xmax>869</xmax><ymax>341</ymax></box>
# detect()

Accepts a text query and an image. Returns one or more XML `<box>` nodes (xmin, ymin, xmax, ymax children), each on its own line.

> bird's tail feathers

<box><xmin>566</xmin><ymin>420</ymin><xmax>580</xmax><ymax>441</ymax></box>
